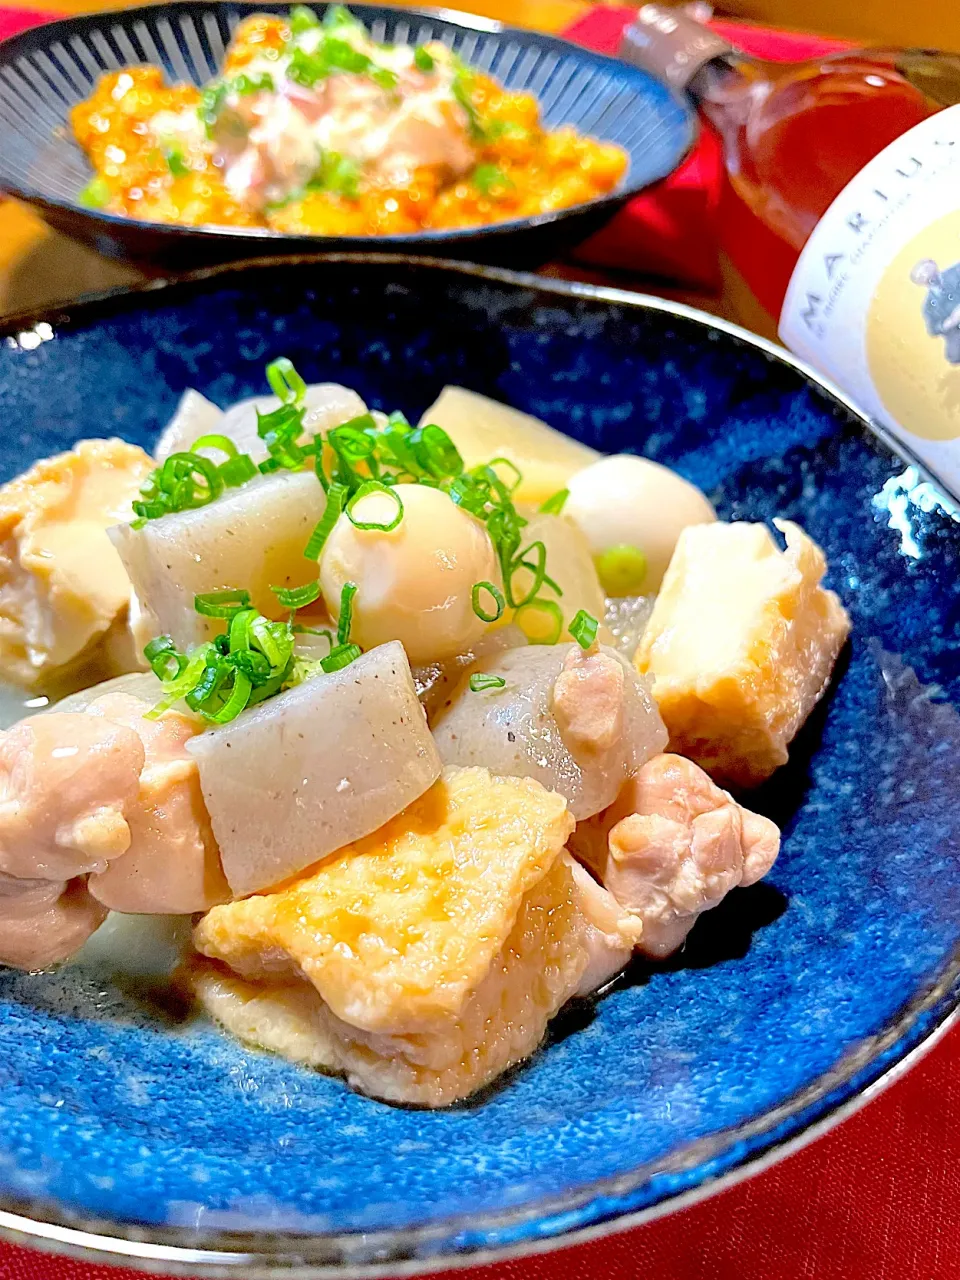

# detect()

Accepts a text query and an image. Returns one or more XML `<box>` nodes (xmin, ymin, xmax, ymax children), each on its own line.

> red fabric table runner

<box><xmin>1</xmin><ymin>5</ymin><xmax>959</xmax><ymax>1278</ymax></box>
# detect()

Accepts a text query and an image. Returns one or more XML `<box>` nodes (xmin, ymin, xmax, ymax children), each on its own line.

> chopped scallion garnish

<box><xmin>194</xmin><ymin>588</ymin><xmax>253</xmax><ymax>618</ymax></box>
<box><xmin>345</xmin><ymin>480</ymin><xmax>404</xmax><ymax>532</ymax></box>
<box><xmin>266</xmin><ymin>356</ymin><xmax>307</xmax><ymax>406</ymax></box>
<box><xmin>289</xmin><ymin>4</ymin><xmax>321</xmax><ymax>33</ymax></box>
<box><xmin>471</xmin><ymin>164</ymin><xmax>513</xmax><ymax>198</ymax></box>
<box><xmin>568</xmin><ymin>609</ymin><xmax>599</xmax><ymax>650</ymax></box>
<box><xmin>471</xmin><ymin>580</ymin><xmax>505</xmax><ymax>623</ymax></box>
<box><xmin>595</xmin><ymin>543</ymin><xmax>648</xmax><ymax>595</ymax></box>
<box><xmin>272</xmin><ymin>580</ymin><xmax>322</xmax><ymax>610</ymax></box>
<box><xmin>514</xmin><ymin>597</ymin><xmax>563</xmax><ymax>645</ymax></box>
<box><xmin>304</xmin><ymin>482</ymin><xmax>347</xmax><ymax>559</ymax></box>
<box><xmin>336</xmin><ymin>581</ymin><xmax>358</xmax><ymax>647</ymax></box>
<box><xmin>413</xmin><ymin>45</ymin><xmax>435</xmax><ymax>72</ymax></box>
<box><xmin>78</xmin><ymin>175</ymin><xmax>111</xmax><ymax>209</ymax></box>
<box><xmin>469</xmin><ymin>673</ymin><xmax>506</xmax><ymax>693</ymax></box>
<box><xmin>539</xmin><ymin>487</ymin><xmax>569</xmax><ymax>516</ymax></box>
<box><xmin>320</xmin><ymin>642</ymin><xmax>362</xmax><ymax>673</ymax></box>
<box><xmin>165</xmin><ymin>146</ymin><xmax>191</xmax><ymax>177</ymax></box>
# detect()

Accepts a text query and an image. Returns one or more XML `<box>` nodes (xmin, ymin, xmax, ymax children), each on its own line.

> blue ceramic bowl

<box><xmin>1</xmin><ymin>256</ymin><xmax>960</xmax><ymax>1277</ymax></box>
<box><xmin>0</xmin><ymin>2</ymin><xmax>694</xmax><ymax>269</ymax></box>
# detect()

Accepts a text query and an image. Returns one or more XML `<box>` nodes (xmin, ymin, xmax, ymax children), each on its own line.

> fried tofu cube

<box><xmin>635</xmin><ymin>520</ymin><xmax>850</xmax><ymax>787</ymax></box>
<box><xmin>0</xmin><ymin>440</ymin><xmax>153</xmax><ymax>687</ymax></box>
<box><xmin>193</xmin><ymin>767</ymin><xmax>587</xmax><ymax>1106</ymax></box>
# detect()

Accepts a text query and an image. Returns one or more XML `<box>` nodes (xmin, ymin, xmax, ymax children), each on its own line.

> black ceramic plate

<box><xmin>0</xmin><ymin>2</ymin><xmax>695</xmax><ymax>267</ymax></box>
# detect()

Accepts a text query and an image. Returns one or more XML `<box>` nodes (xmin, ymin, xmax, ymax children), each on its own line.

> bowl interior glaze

<box><xmin>1</xmin><ymin>257</ymin><xmax>959</xmax><ymax>1276</ymax></box>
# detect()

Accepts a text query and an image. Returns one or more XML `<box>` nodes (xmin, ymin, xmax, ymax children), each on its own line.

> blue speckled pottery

<box><xmin>1</xmin><ymin>257</ymin><xmax>960</xmax><ymax>1277</ymax></box>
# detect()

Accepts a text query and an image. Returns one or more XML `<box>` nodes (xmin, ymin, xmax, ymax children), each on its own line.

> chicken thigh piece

<box><xmin>0</xmin><ymin>873</ymin><xmax>107</xmax><ymax>970</ymax></box>
<box><xmin>570</xmin><ymin>753</ymin><xmax>780</xmax><ymax>958</ymax></box>
<box><xmin>0</xmin><ymin>712</ymin><xmax>143</xmax><ymax>882</ymax></box>
<box><xmin>84</xmin><ymin>692</ymin><xmax>229</xmax><ymax>915</ymax></box>
<box><xmin>562</xmin><ymin>853</ymin><xmax>642</xmax><ymax>997</ymax></box>
<box><xmin>0</xmin><ymin>679</ymin><xmax>228</xmax><ymax>949</ymax></box>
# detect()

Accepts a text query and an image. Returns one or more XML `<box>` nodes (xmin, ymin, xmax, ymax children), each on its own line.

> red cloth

<box><xmin>2</xmin><ymin>5</ymin><xmax>956</xmax><ymax>1279</ymax></box>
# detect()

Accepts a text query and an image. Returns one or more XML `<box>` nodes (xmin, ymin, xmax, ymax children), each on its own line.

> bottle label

<box><xmin>779</xmin><ymin>103</ymin><xmax>960</xmax><ymax>496</ymax></box>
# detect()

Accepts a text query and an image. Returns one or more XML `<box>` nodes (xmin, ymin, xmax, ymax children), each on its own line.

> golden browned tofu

<box><xmin>636</xmin><ymin>520</ymin><xmax>850</xmax><ymax>787</ymax></box>
<box><xmin>193</xmin><ymin>767</ymin><xmax>588</xmax><ymax>1105</ymax></box>
<box><xmin>0</xmin><ymin>440</ymin><xmax>152</xmax><ymax>687</ymax></box>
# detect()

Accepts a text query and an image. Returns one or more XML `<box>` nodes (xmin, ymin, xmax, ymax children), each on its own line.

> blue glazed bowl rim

<box><xmin>0</xmin><ymin>253</ymin><xmax>956</xmax><ymax>1277</ymax></box>
<box><xmin>0</xmin><ymin>1</ymin><xmax>698</xmax><ymax>249</ymax></box>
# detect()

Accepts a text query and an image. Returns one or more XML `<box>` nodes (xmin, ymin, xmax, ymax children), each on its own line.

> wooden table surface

<box><xmin>0</xmin><ymin>0</ymin><xmax>781</xmax><ymax>333</ymax></box>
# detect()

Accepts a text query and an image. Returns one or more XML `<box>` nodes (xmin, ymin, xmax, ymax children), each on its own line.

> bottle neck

<box><xmin>618</xmin><ymin>5</ymin><xmax>742</xmax><ymax>96</ymax></box>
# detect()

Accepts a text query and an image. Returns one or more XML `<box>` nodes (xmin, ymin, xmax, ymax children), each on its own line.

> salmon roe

<box><xmin>70</xmin><ymin>14</ymin><xmax>628</xmax><ymax>235</ymax></box>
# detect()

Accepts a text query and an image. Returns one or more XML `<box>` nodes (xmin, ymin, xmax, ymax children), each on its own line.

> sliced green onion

<box><xmin>233</xmin><ymin>70</ymin><xmax>275</xmax><ymax>94</ymax></box>
<box><xmin>208</xmin><ymin>670</ymin><xmax>253</xmax><ymax>723</ymax></box>
<box><xmin>185</xmin><ymin>653</ymin><xmax>228</xmax><ymax>711</ymax></box>
<box><xmin>304</xmin><ymin>482</ymin><xmax>346</xmax><ymax>560</ymax></box>
<box><xmin>194</xmin><ymin>589</ymin><xmax>252</xmax><ymax>618</ymax></box>
<box><xmin>289</xmin><ymin>3</ymin><xmax>320</xmax><ymax>32</ymax></box>
<box><xmin>452</xmin><ymin>67</ymin><xmax>486</xmax><ymax>142</ymax></box>
<box><xmin>78</xmin><ymin>175</ymin><xmax>111</xmax><ymax>209</ymax></box>
<box><xmin>568</xmin><ymin>609</ymin><xmax>599</xmax><ymax>650</ymax></box>
<box><xmin>329</xmin><ymin>417</ymin><xmax>378</xmax><ymax>468</ymax></box>
<box><xmin>143</xmin><ymin>635</ymin><xmax>184</xmax><ymax>682</ymax></box>
<box><xmin>486</xmin><ymin>457</ymin><xmax>522</xmax><ymax>493</ymax></box>
<box><xmin>251</xmin><ymin>616</ymin><xmax>290</xmax><ymax>668</ymax></box>
<box><xmin>321</xmin><ymin>642</ymin><xmax>362</xmax><ymax>673</ymax></box>
<box><xmin>144</xmin><ymin>646</ymin><xmax>212</xmax><ymax>719</ymax></box>
<box><xmin>370</xmin><ymin>66</ymin><xmax>398</xmax><ymax>90</ymax></box>
<box><xmin>272</xmin><ymin>580</ymin><xmax>322</xmax><ymax>610</ymax></box>
<box><xmin>323</xmin><ymin>3</ymin><xmax>360</xmax><ymax>29</ymax></box>
<box><xmin>310</xmin><ymin>150</ymin><xmax>363</xmax><ymax>200</ymax></box>
<box><xmin>228</xmin><ymin>608</ymin><xmax>257</xmax><ymax>653</ymax></box>
<box><xmin>471</xmin><ymin>164</ymin><xmax>513</xmax><ymax>197</ymax></box>
<box><xmin>413</xmin><ymin>45</ymin><xmax>435</xmax><ymax>72</ymax></box>
<box><xmin>471</xmin><ymin>580</ymin><xmax>505</xmax><ymax>623</ymax></box>
<box><xmin>165</xmin><ymin>146</ymin><xmax>191</xmax><ymax>177</ymax></box>
<box><xmin>595</xmin><ymin>544</ymin><xmax>648</xmax><ymax>596</ymax></box>
<box><xmin>345</xmin><ymin>481</ymin><xmax>404</xmax><ymax>532</ymax></box>
<box><xmin>410</xmin><ymin>424</ymin><xmax>463</xmax><ymax>478</ymax></box>
<box><xmin>266</xmin><ymin>357</ymin><xmax>307</xmax><ymax>405</ymax></box>
<box><xmin>336</xmin><ymin>581</ymin><xmax>357</xmax><ymax>647</ymax></box>
<box><xmin>132</xmin><ymin>451</ymin><xmax>224</xmax><ymax>523</ymax></box>
<box><xmin>469</xmin><ymin>673</ymin><xmax>506</xmax><ymax>693</ymax></box>
<box><xmin>539</xmin><ymin>487</ymin><xmax>569</xmax><ymax>516</ymax></box>
<box><xmin>229</xmin><ymin>648</ymin><xmax>272</xmax><ymax>681</ymax></box>
<box><xmin>199</xmin><ymin>81</ymin><xmax>228</xmax><ymax>136</ymax></box>
<box><xmin>219</xmin><ymin>453</ymin><xmax>258</xmax><ymax>487</ymax></box>
<box><xmin>293</xmin><ymin>625</ymin><xmax>334</xmax><ymax>641</ymax></box>
<box><xmin>191</xmin><ymin>433</ymin><xmax>238</xmax><ymax>460</ymax></box>
<box><xmin>514</xmin><ymin>597</ymin><xmax>563</xmax><ymax>645</ymax></box>
<box><xmin>510</xmin><ymin>539</ymin><xmax>548</xmax><ymax>607</ymax></box>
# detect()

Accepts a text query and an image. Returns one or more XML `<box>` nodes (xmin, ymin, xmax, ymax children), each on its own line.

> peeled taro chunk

<box><xmin>570</xmin><ymin>753</ymin><xmax>780</xmax><ymax>958</ymax></box>
<box><xmin>431</xmin><ymin>643</ymin><xmax>667</xmax><ymax>820</ymax></box>
<box><xmin>186</xmin><ymin>641</ymin><xmax>442</xmax><ymax>897</ymax></box>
